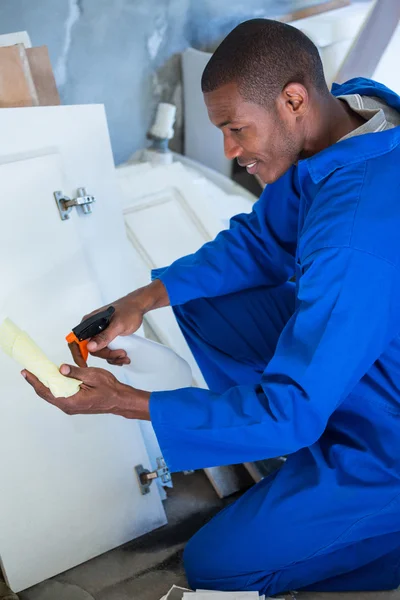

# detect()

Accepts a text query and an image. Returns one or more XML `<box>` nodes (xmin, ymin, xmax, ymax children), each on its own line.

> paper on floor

<box><xmin>161</xmin><ymin>585</ymin><xmax>192</xmax><ymax>600</ymax></box>
<box><xmin>161</xmin><ymin>586</ymin><xmax>284</xmax><ymax>600</ymax></box>
<box><xmin>186</xmin><ymin>592</ymin><xmax>259</xmax><ymax>600</ymax></box>
<box><xmin>192</xmin><ymin>595</ymin><xmax>284</xmax><ymax>600</ymax></box>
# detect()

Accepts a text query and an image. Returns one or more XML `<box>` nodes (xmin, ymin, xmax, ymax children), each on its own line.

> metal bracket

<box><xmin>54</xmin><ymin>187</ymin><xmax>95</xmax><ymax>221</ymax></box>
<box><xmin>135</xmin><ymin>457</ymin><xmax>171</xmax><ymax>495</ymax></box>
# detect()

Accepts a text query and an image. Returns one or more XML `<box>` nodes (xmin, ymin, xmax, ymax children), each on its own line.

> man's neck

<box><xmin>300</xmin><ymin>93</ymin><xmax>366</xmax><ymax>159</ymax></box>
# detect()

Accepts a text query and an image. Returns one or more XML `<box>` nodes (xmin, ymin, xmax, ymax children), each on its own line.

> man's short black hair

<box><xmin>201</xmin><ymin>19</ymin><xmax>328</xmax><ymax>106</ymax></box>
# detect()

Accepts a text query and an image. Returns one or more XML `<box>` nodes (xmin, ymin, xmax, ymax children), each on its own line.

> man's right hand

<box><xmin>71</xmin><ymin>279</ymin><xmax>169</xmax><ymax>367</ymax></box>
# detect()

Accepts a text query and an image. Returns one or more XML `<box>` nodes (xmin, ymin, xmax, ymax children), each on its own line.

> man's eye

<box><xmin>230</xmin><ymin>127</ymin><xmax>243</xmax><ymax>133</ymax></box>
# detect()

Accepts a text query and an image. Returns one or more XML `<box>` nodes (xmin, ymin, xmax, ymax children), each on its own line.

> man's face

<box><xmin>204</xmin><ymin>82</ymin><xmax>303</xmax><ymax>184</ymax></box>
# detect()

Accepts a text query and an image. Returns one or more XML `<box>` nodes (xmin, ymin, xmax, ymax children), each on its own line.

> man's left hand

<box><xmin>22</xmin><ymin>364</ymin><xmax>151</xmax><ymax>420</ymax></box>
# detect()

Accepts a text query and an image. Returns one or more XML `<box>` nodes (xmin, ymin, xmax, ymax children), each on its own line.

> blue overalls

<box><xmin>150</xmin><ymin>79</ymin><xmax>400</xmax><ymax>595</ymax></box>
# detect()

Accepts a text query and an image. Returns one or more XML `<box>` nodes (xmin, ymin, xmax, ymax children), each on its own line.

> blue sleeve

<box><xmin>151</xmin><ymin>167</ymin><xmax>299</xmax><ymax>306</ymax></box>
<box><xmin>150</xmin><ymin>246</ymin><xmax>400</xmax><ymax>472</ymax></box>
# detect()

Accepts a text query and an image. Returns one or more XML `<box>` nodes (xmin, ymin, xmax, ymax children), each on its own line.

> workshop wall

<box><xmin>0</xmin><ymin>0</ymin><xmax>339</xmax><ymax>165</ymax></box>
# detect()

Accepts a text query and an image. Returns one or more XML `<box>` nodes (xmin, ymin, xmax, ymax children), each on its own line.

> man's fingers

<box><xmin>23</xmin><ymin>370</ymin><xmax>79</xmax><ymax>414</ymax></box>
<box><xmin>68</xmin><ymin>341</ymin><xmax>88</xmax><ymax>368</ymax></box>
<box><xmin>60</xmin><ymin>363</ymin><xmax>87</xmax><ymax>379</ymax></box>
<box><xmin>90</xmin><ymin>347</ymin><xmax>130</xmax><ymax>366</ymax></box>
<box><xmin>107</xmin><ymin>356</ymin><xmax>131</xmax><ymax>366</ymax></box>
<box><xmin>60</xmin><ymin>364</ymin><xmax>105</xmax><ymax>385</ymax></box>
<box><xmin>91</xmin><ymin>347</ymin><xmax>128</xmax><ymax>361</ymax></box>
<box><xmin>103</xmin><ymin>348</ymin><xmax>131</xmax><ymax>366</ymax></box>
<box><xmin>22</xmin><ymin>370</ymin><xmax>54</xmax><ymax>401</ymax></box>
<box><xmin>86</xmin><ymin>325</ymin><xmax>121</xmax><ymax>352</ymax></box>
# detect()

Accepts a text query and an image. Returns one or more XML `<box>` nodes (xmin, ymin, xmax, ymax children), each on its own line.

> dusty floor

<box><xmin>18</xmin><ymin>471</ymin><xmax>400</xmax><ymax>600</ymax></box>
<box><xmin>18</xmin><ymin>471</ymin><xmax>224</xmax><ymax>600</ymax></box>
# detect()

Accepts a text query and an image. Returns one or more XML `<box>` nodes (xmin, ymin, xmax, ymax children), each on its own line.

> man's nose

<box><xmin>224</xmin><ymin>135</ymin><xmax>242</xmax><ymax>161</ymax></box>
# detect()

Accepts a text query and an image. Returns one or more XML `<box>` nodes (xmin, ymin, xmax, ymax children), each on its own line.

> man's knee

<box><xmin>183</xmin><ymin>523</ymin><xmax>238</xmax><ymax>590</ymax></box>
<box><xmin>183</xmin><ymin>529</ymin><xmax>216</xmax><ymax>590</ymax></box>
<box><xmin>183</xmin><ymin>535</ymin><xmax>201</xmax><ymax>590</ymax></box>
<box><xmin>183</xmin><ymin>524</ymin><xmax>262</xmax><ymax>592</ymax></box>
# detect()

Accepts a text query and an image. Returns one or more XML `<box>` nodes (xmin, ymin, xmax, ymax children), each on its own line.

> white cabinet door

<box><xmin>117</xmin><ymin>160</ymin><xmax>253</xmax><ymax>387</ymax></box>
<box><xmin>0</xmin><ymin>106</ymin><xmax>166</xmax><ymax>592</ymax></box>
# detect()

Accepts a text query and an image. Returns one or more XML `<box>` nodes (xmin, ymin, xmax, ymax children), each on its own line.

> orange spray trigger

<box><xmin>66</xmin><ymin>306</ymin><xmax>115</xmax><ymax>363</ymax></box>
<box><xmin>66</xmin><ymin>332</ymin><xmax>89</xmax><ymax>362</ymax></box>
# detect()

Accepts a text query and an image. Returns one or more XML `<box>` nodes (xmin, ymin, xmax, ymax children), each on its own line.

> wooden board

<box><xmin>0</xmin><ymin>44</ymin><xmax>38</xmax><ymax>108</ymax></box>
<box><xmin>26</xmin><ymin>46</ymin><xmax>60</xmax><ymax>106</ymax></box>
<box><xmin>276</xmin><ymin>0</ymin><xmax>350</xmax><ymax>24</ymax></box>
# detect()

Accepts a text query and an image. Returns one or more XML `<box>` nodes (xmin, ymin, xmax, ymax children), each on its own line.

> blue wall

<box><xmin>0</xmin><ymin>0</ymin><xmax>331</xmax><ymax>165</ymax></box>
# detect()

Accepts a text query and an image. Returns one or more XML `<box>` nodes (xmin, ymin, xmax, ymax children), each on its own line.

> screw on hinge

<box><xmin>135</xmin><ymin>457</ymin><xmax>171</xmax><ymax>495</ymax></box>
<box><xmin>54</xmin><ymin>188</ymin><xmax>95</xmax><ymax>221</ymax></box>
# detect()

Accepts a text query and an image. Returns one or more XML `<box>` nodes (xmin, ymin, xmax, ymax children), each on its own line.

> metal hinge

<box><xmin>135</xmin><ymin>457</ymin><xmax>171</xmax><ymax>495</ymax></box>
<box><xmin>54</xmin><ymin>187</ymin><xmax>95</xmax><ymax>220</ymax></box>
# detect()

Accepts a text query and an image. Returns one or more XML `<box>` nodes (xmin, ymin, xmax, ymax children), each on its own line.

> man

<box><xmin>24</xmin><ymin>19</ymin><xmax>400</xmax><ymax>596</ymax></box>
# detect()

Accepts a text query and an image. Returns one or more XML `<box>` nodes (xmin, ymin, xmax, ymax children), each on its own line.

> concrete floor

<box><xmin>18</xmin><ymin>471</ymin><xmax>400</xmax><ymax>600</ymax></box>
<box><xmin>18</xmin><ymin>471</ymin><xmax>224</xmax><ymax>600</ymax></box>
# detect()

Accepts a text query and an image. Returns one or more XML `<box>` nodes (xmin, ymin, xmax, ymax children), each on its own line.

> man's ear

<box><xmin>282</xmin><ymin>83</ymin><xmax>308</xmax><ymax>116</ymax></box>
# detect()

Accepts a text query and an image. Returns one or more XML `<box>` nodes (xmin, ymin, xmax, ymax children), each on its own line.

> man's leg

<box><xmin>301</xmin><ymin>543</ymin><xmax>400</xmax><ymax>592</ymax></box>
<box><xmin>183</xmin><ymin>470</ymin><xmax>400</xmax><ymax>596</ymax></box>
<box><xmin>173</xmin><ymin>282</ymin><xmax>296</xmax><ymax>392</ymax></box>
<box><xmin>173</xmin><ymin>283</ymin><xmax>400</xmax><ymax>594</ymax></box>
